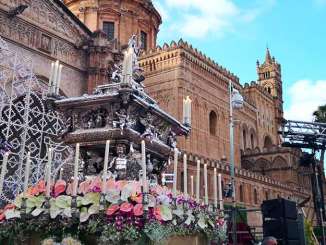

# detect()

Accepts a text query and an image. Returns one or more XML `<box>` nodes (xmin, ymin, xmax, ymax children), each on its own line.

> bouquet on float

<box><xmin>0</xmin><ymin>177</ymin><xmax>227</xmax><ymax>244</ymax></box>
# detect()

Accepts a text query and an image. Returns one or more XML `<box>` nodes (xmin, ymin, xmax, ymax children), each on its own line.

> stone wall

<box><xmin>0</xmin><ymin>0</ymin><xmax>90</xmax><ymax>97</ymax></box>
<box><xmin>64</xmin><ymin>0</ymin><xmax>161</xmax><ymax>50</ymax></box>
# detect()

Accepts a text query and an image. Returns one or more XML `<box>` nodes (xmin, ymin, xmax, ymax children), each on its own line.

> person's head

<box><xmin>262</xmin><ymin>236</ymin><xmax>277</xmax><ymax>245</ymax></box>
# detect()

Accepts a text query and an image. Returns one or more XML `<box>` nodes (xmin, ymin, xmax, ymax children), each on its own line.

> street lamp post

<box><xmin>229</xmin><ymin>80</ymin><xmax>244</xmax><ymax>245</ymax></box>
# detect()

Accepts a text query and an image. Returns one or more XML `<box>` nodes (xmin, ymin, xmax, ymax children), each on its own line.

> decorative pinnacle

<box><xmin>265</xmin><ymin>47</ymin><xmax>272</xmax><ymax>64</ymax></box>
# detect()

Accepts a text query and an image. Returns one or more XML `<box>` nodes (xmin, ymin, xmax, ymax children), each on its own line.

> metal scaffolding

<box><xmin>279</xmin><ymin>119</ymin><xmax>326</xmax><ymax>244</ymax></box>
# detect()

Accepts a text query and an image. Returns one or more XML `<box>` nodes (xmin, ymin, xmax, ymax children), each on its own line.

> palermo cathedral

<box><xmin>0</xmin><ymin>0</ymin><xmax>321</xmax><ymax>230</ymax></box>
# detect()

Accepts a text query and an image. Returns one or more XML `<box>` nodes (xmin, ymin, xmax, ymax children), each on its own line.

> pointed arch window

<box><xmin>264</xmin><ymin>135</ymin><xmax>273</xmax><ymax>148</ymax></box>
<box><xmin>209</xmin><ymin>111</ymin><xmax>217</xmax><ymax>136</ymax></box>
<box><xmin>250</xmin><ymin>133</ymin><xmax>254</xmax><ymax>149</ymax></box>
<box><xmin>243</xmin><ymin>129</ymin><xmax>247</xmax><ymax>149</ymax></box>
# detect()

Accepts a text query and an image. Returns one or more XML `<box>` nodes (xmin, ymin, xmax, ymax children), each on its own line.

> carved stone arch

<box><xmin>193</xmin><ymin>97</ymin><xmax>199</xmax><ymax>107</ymax></box>
<box><xmin>249</xmin><ymin>127</ymin><xmax>257</xmax><ymax>149</ymax></box>
<box><xmin>192</xmin><ymin>98</ymin><xmax>199</xmax><ymax>128</ymax></box>
<box><xmin>242</xmin><ymin>160</ymin><xmax>253</xmax><ymax>170</ymax></box>
<box><xmin>203</xmin><ymin>101</ymin><xmax>208</xmax><ymax>112</ymax></box>
<box><xmin>241</xmin><ymin>123</ymin><xmax>249</xmax><ymax>150</ymax></box>
<box><xmin>253</xmin><ymin>158</ymin><xmax>271</xmax><ymax>175</ymax></box>
<box><xmin>263</xmin><ymin>82</ymin><xmax>273</xmax><ymax>95</ymax></box>
<box><xmin>263</xmin><ymin>134</ymin><xmax>273</xmax><ymax>149</ymax></box>
<box><xmin>209</xmin><ymin>109</ymin><xmax>218</xmax><ymax>136</ymax></box>
<box><xmin>272</xmin><ymin>156</ymin><xmax>288</xmax><ymax>169</ymax></box>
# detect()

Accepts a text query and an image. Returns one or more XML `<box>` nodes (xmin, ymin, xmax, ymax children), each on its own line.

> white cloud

<box><xmin>284</xmin><ymin>80</ymin><xmax>326</xmax><ymax>122</ymax></box>
<box><xmin>154</xmin><ymin>0</ymin><xmax>276</xmax><ymax>39</ymax></box>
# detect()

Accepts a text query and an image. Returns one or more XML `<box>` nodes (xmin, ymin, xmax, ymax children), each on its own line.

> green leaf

<box><xmin>77</xmin><ymin>196</ymin><xmax>83</xmax><ymax>208</ymax></box>
<box><xmin>197</xmin><ymin>215</ymin><xmax>207</xmax><ymax>229</ymax></box>
<box><xmin>88</xmin><ymin>204</ymin><xmax>100</xmax><ymax>215</ymax></box>
<box><xmin>208</xmin><ymin>218</ymin><xmax>215</xmax><ymax>228</ymax></box>
<box><xmin>26</xmin><ymin>195</ymin><xmax>45</xmax><ymax>209</ymax></box>
<box><xmin>50</xmin><ymin>207</ymin><xmax>61</xmax><ymax>219</ymax></box>
<box><xmin>80</xmin><ymin>207</ymin><xmax>90</xmax><ymax>223</ymax></box>
<box><xmin>159</xmin><ymin>205</ymin><xmax>172</xmax><ymax>221</ymax></box>
<box><xmin>31</xmin><ymin>208</ymin><xmax>44</xmax><ymax>217</ymax></box>
<box><xmin>82</xmin><ymin>192</ymin><xmax>100</xmax><ymax>206</ymax></box>
<box><xmin>55</xmin><ymin>195</ymin><xmax>72</xmax><ymax>209</ymax></box>
<box><xmin>63</xmin><ymin>208</ymin><xmax>72</xmax><ymax>218</ymax></box>
<box><xmin>173</xmin><ymin>207</ymin><xmax>184</xmax><ymax>218</ymax></box>
<box><xmin>14</xmin><ymin>194</ymin><xmax>23</xmax><ymax>208</ymax></box>
<box><xmin>4</xmin><ymin>209</ymin><xmax>20</xmax><ymax>219</ymax></box>
<box><xmin>185</xmin><ymin>212</ymin><xmax>194</xmax><ymax>225</ymax></box>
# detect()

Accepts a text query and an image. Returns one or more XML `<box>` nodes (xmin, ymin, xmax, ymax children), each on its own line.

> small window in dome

<box><xmin>141</xmin><ymin>31</ymin><xmax>147</xmax><ymax>50</ymax></box>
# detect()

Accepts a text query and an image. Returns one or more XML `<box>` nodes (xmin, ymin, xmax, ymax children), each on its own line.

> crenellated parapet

<box><xmin>243</xmin><ymin>81</ymin><xmax>275</xmax><ymax>100</ymax></box>
<box><xmin>140</xmin><ymin>39</ymin><xmax>240</xmax><ymax>84</ymax></box>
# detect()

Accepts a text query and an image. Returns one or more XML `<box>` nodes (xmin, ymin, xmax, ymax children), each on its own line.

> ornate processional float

<box><xmin>0</xmin><ymin>36</ymin><xmax>227</xmax><ymax>245</ymax></box>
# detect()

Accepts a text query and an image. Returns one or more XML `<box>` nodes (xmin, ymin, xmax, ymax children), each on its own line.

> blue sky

<box><xmin>154</xmin><ymin>0</ymin><xmax>326</xmax><ymax>121</ymax></box>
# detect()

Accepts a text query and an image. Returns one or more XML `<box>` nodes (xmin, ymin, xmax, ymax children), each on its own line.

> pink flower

<box><xmin>26</xmin><ymin>186</ymin><xmax>39</xmax><ymax>197</ymax></box>
<box><xmin>106</xmin><ymin>204</ymin><xmax>120</xmax><ymax>216</ymax></box>
<box><xmin>120</xmin><ymin>202</ymin><xmax>133</xmax><ymax>213</ymax></box>
<box><xmin>106</xmin><ymin>179</ymin><xmax>116</xmax><ymax>190</ymax></box>
<box><xmin>36</xmin><ymin>180</ymin><xmax>46</xmax><ymax>194</ymax></box>
<box><xmin>131</xmin><ymin>193</ymin><xmax>142</xmax><ymax>204</ymax></box>
<box><xmin>4</xmin><ymin>204</ymin><xmax>15</xmax><ymax>210</ymax></box>
<box><xmin>66</xmin><ymin>182</ymin><xmax>73</xmax><ymax>196</ymax></box>
<box><xmin>54</xmin><ymin>180</ymin><xmax>66</xmax><ymax>197</ymax></box>
<box><xmin>154</xmin><ymin>207</ymin><xmax>162</xmax><ymax>221</ymax></box>
<box><xmin>216</xmin><ymin>218</ymin><xmax>225</xmax><ymax>226</ymax></box>
<box><xmin>151</xmin><ymin>185</ymin><xmax>164</xmax><ymax>195</ymax></box>
<box><xmin>79</xmin><ymin>179</ymin><xmax>91</xmax><ymax>195</ymax></box>
<box><xmin>131</xmin><ymin>181</ymin><xmax>141</xmax><ymax>194</ymax></box>
<box><xmin>133</xmin><ymin>204</ymin><xmax>143</xmax><ymax>216</ymax></box>
<box><xmin>26</xmin><ymin>180</ymin><xmax>47</xmax><ymax>197</ymax></box>
<box><xmin>0</xmin><ymin>213</ymin><xmax>5</xmax><ymax>222</ymax></box>
<box><xmin>116</xmin><ymin>180</ymin><xmax>127</xmax><ymax>191</ymax></box>
<box><xmin>89</xmin><ymin>177</ymin><xmax>102</xmax><ymax>193</ymax></box>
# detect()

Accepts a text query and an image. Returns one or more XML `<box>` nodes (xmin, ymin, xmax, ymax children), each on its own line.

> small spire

<box><xmin>265</xmin><ymin>47</ymin><xmax>272</xmax><ymax>64</ymax></box>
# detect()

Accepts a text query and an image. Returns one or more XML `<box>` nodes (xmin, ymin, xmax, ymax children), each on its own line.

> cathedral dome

<box><xmin>64</xmin><ymin>0</ymin><xmax>162</xmax><ymax>50</ymax></box>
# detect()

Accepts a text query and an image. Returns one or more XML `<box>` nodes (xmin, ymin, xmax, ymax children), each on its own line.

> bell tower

<box><xmin>257</xmin><ymin>48</ymin><xmax>284</xmax><ymax>123</ymax></box>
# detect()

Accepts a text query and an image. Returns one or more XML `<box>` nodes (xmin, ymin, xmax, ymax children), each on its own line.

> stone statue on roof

<box><xmin>119</xmin><ymin>35</ymin><xmax>145</xmax><ymax>88</ymax></box>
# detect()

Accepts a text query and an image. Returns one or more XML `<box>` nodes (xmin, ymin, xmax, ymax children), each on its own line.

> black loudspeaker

<box><xmin>287</xmin><ymin>241</ymin><xmax>301</xmax><ymax>245</ymax></box>
<box><xmin>263</xmin><ymin>219</ymin><xmax>299</xmax><ymax>240</ymax></box>
<box><xmin>262</xmin><ymin>199</ymin><xmax>301</xmax><ymax>244</ymax></box>
<box><xmin>262</xmin><ymin>198</ymin><xmax>297</xmax><ymax>220</ymax></box>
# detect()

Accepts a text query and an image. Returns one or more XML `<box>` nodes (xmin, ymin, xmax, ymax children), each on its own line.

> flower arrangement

<box><xmin>0</xmin><ymin>177</ymin><xmax>226</xmax><ymax>244</ymax></box>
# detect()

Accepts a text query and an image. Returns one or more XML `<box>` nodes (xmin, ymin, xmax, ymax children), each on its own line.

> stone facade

<box><xmin>64</xmin><ymin>0</ymin><xmax>161</xmax><ymax>50</ymax></box>
<box><xmin>0</xmin><ymin>0</ymin><xmax>91</xmax><ymax>97</ymax></box>
<box><xmin>0</xmin><ymin>0</ymin><xmax>321</xmax><ymax>229</ymax></box>
<box><xmin>139</xmin><ymin>40</ymin><xmax>317</xmax><ymax>226</ymax></box>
